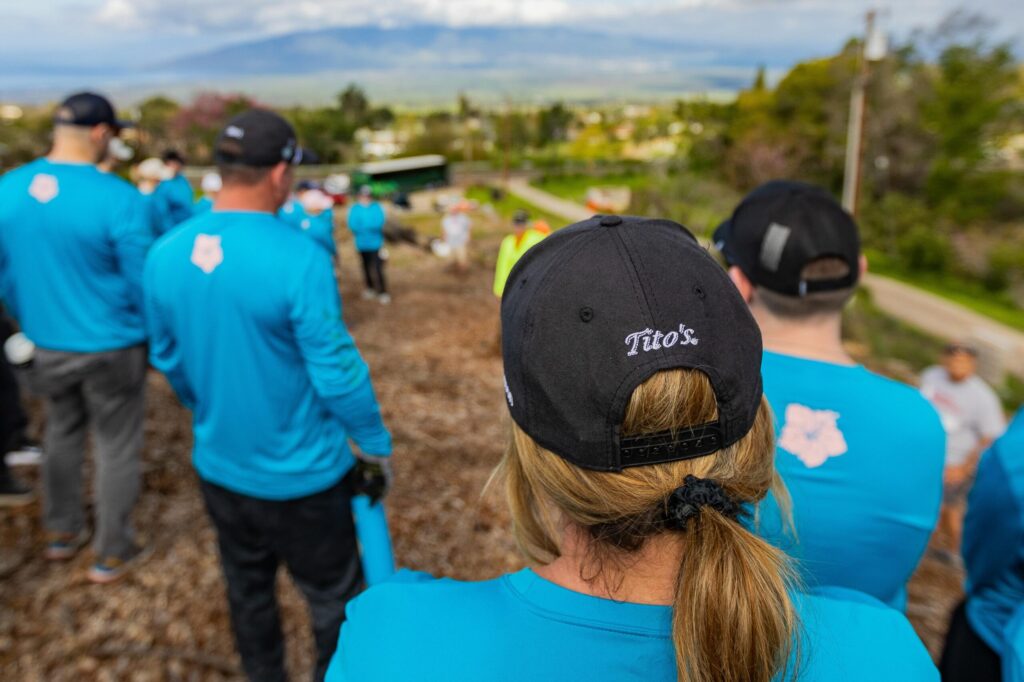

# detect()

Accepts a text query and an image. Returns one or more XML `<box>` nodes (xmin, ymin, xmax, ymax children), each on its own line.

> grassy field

<box><xmin>464</xmin><ymin>185</ymin><xmax>565</xmax><ymax>228</ymax></box>
<box><xmin>866</xmin><ymin>250</ymin><xmax>1024</xmax><ymax>333</ymax></box>
<box><xmin>532</xmin><ymin>172</ymin><xmax>652</xmax><ymax>206</ymax></box>
<box><xmin>532</xmin><ymin>170</ymin><xmax>740</xmax><ymax>238</ymax></box>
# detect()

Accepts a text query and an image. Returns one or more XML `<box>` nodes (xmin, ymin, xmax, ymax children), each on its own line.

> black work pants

<box><xmin>200</xmin><ymin>475</ymin><xmax>363</xmax><ymax>682</ymax></box>
<box><xmin>359</xmin><ymin>250</ymin><xmax>387</xmax><ymax>295</ymax></box>
<box><xmin>940</xmin><ymin>600</ymin><xmax>1002</xmax><ymax>682</ymax></box>
<box><xmin>0</xmin><ymin>313</ymin><xmax>27</xmax><ymax>483</ymax></box>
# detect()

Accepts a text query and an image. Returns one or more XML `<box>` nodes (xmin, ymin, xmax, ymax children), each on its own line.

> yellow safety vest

<box><xmin>493</xmin><ymin>228</ymin><xmax>547</xmax><ymax>298</ymax></box>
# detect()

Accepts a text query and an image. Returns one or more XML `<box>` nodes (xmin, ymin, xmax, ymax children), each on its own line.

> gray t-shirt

<box><xmin>920</xmin><ymin>366</ymin><xmax>1006</xmax><ymax>466</ymax></box>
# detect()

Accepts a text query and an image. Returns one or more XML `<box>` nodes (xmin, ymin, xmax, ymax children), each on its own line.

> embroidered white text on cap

<box><xmin>225</xmin><ymin>125</ymin><xmax>245</xmax><ymax>139</ymax></box>
<box><xmin>625</xmin><ymin>324</ymin><xmax>699</xmax><ymax>357</ymax></box>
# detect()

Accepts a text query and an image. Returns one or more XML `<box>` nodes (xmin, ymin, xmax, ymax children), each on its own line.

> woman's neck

<box><xmin>533</xmin><ymin>525</ymin><xmax>683</xmax><ymax>606</ymax></box>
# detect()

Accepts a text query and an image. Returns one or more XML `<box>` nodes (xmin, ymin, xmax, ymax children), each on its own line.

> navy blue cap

<box><xmin>53</xmin><ymin>92</ymin><xmax>134</xmax><ymax>131</ymax></box>
<box><xmin>501</xmin><ymin>215</ymin><xmax>764</xmax><ymax>472</ymax></box>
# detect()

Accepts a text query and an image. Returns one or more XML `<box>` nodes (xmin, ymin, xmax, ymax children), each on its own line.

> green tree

<box><xmin>536</xmin><ymin>102</ymin><xmax>574</xmax><ymax>147</ymax></box>
<box><xmin>922</xmin><ymin>13</ymin><xmax>1018</xmax><ymax>214</ymax></box>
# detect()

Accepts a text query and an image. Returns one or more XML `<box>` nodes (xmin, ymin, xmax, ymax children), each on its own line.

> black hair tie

<box><xmin>664</xmin><ymin>475</ymin><xmax>741</xmax><ymax>531</ymax></box>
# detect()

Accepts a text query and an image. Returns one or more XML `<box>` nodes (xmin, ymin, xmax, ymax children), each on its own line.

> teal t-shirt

<box><xmin>0</xmin><ymin>159</ymin><xmax>154</xmax><ymax>352</ymax></box>
<box><xmin>143</xmin><ymin>210</ymin><xmax>391</xmax><ymax>499</ymax></box>
<box><xmin>326</xmin><ymin>569</ymin><xmax>937</xmax><ymax>681</ymax></box>
<box><xmin>1004</xmin><ymin>603</ymin><xmax>1024</xmax><ymax>682</ymax></box>
<box><xmin>756</xmin><ymin>351</ymin><xmax>946</xmax><ymax>609</ymax></box>
<box><xmin>152</xmin><ymin>174</ymin><xmax>196</xmax><ymax>235</ymax></box>
<box><xmin>964</xmin><ymin>411</ymin><xmax>1024</xmax><ymax>654</ymax></box>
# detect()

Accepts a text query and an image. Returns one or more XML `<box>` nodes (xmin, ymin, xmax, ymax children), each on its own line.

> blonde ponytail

<box><xmin>675</xmin><ymin>504</ymin><xmax>797</xmax><ymax>682</ymax></box>
<box><xmin>500</xmin><ymin>369</ymin><xmax>800</xmax><ymax>682</ymax></box>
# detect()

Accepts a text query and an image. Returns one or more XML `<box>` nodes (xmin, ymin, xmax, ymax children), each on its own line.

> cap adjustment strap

<box><xmin>619</xmin><ymin>422</ymin><xmax>723</xmax><ymax>468</ymax></box>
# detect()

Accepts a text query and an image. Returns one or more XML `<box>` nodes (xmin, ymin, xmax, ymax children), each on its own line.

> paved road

<box><xmin>506</xmin><ymin>179</ymin><xmax>1024</xmax><ymax>378</ymax></box>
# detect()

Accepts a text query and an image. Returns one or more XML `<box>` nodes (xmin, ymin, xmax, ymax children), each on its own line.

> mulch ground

<box><xmin>0</xmin><ymin>222</ymin><xmax>962</xmax><ymax>680</ymax></box>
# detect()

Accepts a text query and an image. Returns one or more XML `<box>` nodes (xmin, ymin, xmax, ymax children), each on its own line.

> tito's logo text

<box><xmin>625</xmin><ymin>324</ymin><xmax>699</xmax><ymax>357</ymax></box>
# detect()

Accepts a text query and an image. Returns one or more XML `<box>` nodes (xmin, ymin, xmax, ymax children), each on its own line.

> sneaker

<box><xmin>44</xmin><ymin>529</ymin><xmax>90</xmax><ymax>561</ymax></box>
<box><xmin>87</xmin><ymin>544</ymin><xmax>152</xmax><ymax>585</ymax></box>
<box><xmin>0</xmin><ymin>474</ymin><xmax>34</xmax><ymax>508</ymax></box>
<box><xmin>361</xmin><ymin>289</ymin><xmax>377</xmax><ymax>301</ymax></box>
<box><xmin>5</xmin><ymin>436</ymin><xmax>42</xmax><ymax>467</ymax></box>
<box><xmin>378</xmin><ymin>293</ymin><xmax>392</xmax><ymax>305</ymax></box>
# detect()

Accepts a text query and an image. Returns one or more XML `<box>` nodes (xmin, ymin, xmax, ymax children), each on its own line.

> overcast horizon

<box><xmin>0</xmin><ymin>0</ymin><xmax>1020</xmax><ymax>105</ymax></box>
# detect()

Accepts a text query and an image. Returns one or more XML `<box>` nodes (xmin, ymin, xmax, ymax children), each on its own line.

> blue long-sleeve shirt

<box><xmin>279</xmin><ymin>200</ymin><xmax>336</xmax><ymax>256</ymax></box>
<box><xmin>346</xmin><ymin>201</ymin><xmax>386</xmax><ymax>252</ymax></box>
<box><xmin>152</xmin><ymin>174</ymin><xmax>196</xmax><ymax>235</ymax></box>
<box><xmin>144</xmin><ymin>210</ymin><xmax>391</xmax><ymax>500</ymax></box>
<box><xmin>0</xmin><ymin>159</ymin><xmax>154</xmax><ymax>352</ymax></box>
<box><xmin>963</xmin><ymin>410</ymin><xmax>1024</xmax><ymax>654</ymax></box>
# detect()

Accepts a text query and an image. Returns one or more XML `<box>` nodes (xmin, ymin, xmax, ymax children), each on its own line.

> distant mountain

<box><xmin>1</xmin><ymin>24</ymin><xmax>787</xmax><ymax>104</ymax></box>
<box><xmin>161</xmin><ymin>24</ymin><xmax>766</xmax><ymax>78</ymax></box>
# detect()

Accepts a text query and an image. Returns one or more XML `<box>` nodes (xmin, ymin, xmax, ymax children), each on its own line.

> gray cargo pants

<box><xmin>24</xmin><ymin>344</ymin><xmax>147</xmax><ymax>559</ymax></box>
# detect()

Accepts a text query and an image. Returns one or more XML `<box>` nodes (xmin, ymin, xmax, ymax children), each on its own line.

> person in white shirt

<box><xmin>921</xmin><ymin>341</ymin><xmax>1007</xmax><ymax>554</ymax></box>
<box><xmin>441</xmin><ymin>201</ymin><xmax>472</xmax><ymax>274</ymax></box>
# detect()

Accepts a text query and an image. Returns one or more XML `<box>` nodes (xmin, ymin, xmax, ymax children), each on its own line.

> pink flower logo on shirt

<box><xmin>28</xmin><ymin>174</ymin><xmax>59</xmax><ymax>204</ymax></box>
<box><xmin>191</xmin><ymin>234</ymin><xmax>223</xmax><ymax>274</ymax></box>
<box><xmin>778</xmin><ymin>403</ymin><xmax>848</xmax><ymax>468</ymax></box>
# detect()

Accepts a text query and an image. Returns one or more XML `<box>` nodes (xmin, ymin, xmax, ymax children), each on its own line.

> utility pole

<box><xmin>841</xmin><ymin>10</ymin><xmax>886</xmax><ymax>216</ymax></box>
<box><xmin>502</xmin><ymin>97</ymin><xmax>512</xmax><ymax>187</ymax></box>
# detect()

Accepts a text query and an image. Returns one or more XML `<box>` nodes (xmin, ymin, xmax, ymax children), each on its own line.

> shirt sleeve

<box><xmin>111</xmin><ymin>190</ymin><xmax>157</xmax><ymax>316</ymax></box>
<box><xmin>142</xmin><ymin>252</ymin><xmax>195</xmax><ymax>408</ymax></box>
<box><xmin>289</xmin><ymin>247</ymin><xmax>391</xmax><ymax>456</ymax></box>
<box><xmin>976</xmin><ymin>387</ymin><xmax>1007</xmax><ymax>440</ymax></box>
<box><xmin>963</xmin><ymin>446</ymin><xmax>1023</xmax><ymax>589</ymax></box>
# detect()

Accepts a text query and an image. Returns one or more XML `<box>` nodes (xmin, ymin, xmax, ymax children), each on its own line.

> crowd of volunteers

<box><xmin>1</xmin><ymin>91</ymin><xmax>1020</xmax><ymax>682</ymax></box>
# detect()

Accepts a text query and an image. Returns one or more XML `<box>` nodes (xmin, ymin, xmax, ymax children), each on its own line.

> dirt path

<box><xmin>507</xmin><ymin>179</ymin><xmax>1024</xmax><ymax>377</ymax></box>
<box><xmin>0</xmin><ymin>213</ymin><xmax>961</xmax><ymax>679</ymax></box>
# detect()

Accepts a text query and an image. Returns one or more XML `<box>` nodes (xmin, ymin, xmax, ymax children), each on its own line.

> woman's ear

<box><xmin>859</xmin><ymin>254</ymin><xmax>869</xmax><ymax>278</ymax></box>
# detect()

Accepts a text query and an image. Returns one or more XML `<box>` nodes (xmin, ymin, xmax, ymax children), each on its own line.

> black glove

<box><xmin>353</xmin><ymin>455</ymin><xmax>393</xmax><ymax>504</ymax></box>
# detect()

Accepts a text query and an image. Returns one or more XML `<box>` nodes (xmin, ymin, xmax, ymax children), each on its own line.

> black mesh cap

<box><xmin>713</xmin><ymin>180</ymin><xmax>860</xmax><ymax>297</ymax></box>
<box><xmin>214</xmin><ymin>109</ymin><xmax>302</xmax><ymax>168</ymax></box>
<box><xmin>501</xmin><ymin>215</ymin><xmax>764</xmax><ymax>472</ymax></box>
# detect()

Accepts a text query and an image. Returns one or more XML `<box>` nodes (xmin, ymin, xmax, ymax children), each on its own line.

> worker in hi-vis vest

<box><xmin>493</xmin><ymin>210</ymin><xmax>547</xmax><ymax>298</ymax></box>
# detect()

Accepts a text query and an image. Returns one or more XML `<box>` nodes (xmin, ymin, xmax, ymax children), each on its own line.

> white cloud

<box><xmin>96</xmin><ymin>0</ymin><xmax>141</xmax><ymax>27</ymax></box>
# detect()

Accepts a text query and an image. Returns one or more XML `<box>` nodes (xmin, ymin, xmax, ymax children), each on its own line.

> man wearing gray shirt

<box><xmin>921</xmin><ymin>342</ymin><xmax>1007</xmax><ymax>554</ymax></box>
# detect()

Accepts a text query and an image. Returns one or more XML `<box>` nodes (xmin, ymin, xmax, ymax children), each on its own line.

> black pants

<box><xmin>201</xmin><ymin>476</ymin><xmax>363</xmax><ymax>682</ymax></box>
<box><xmin>940</xmin><ymin>600</ymin><xmax>1002</xmax><ymax>681</ymax></box>
<box><xmin>0</xmin><ymin>314</ymin><xmax>27</xmax><ymax>483</ymax></box>
<box><xmin>359</xmin><ymin>250</ymin><xmax>387</xmax><ymax>295</ymax></box>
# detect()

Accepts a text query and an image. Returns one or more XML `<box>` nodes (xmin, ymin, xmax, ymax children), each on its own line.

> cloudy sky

<box><xmin>0</xmin><ymin>0</ymin><xmax>1020</xmax><ymax>69</ymax></box>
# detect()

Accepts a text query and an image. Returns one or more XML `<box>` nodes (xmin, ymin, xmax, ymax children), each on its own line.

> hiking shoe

<box><xmin>87</xmin><ymin>544</ymin><xmax>152</xmax><ymax>584</ymax></box>
<box><xmin>361</xmin><ymin>289</ymin><xmax>377</xmax><ymax>301</ymax></box>
<box><xmin>378</xmin><ymin>293</ymin><xmax>392</xmax><ymax>305</ymax></box>
<box><xmin>44</xmin><ymin>529</ymin><xmax>90</xmax><ymax>561</ymax></box>
<box><xmin>0</xmin><ymin>474</ymin><xmax>34</xmax><ymax>508</ymax></box>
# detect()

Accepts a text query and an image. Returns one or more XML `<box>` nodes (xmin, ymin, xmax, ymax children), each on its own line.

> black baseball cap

<box><xmin>214</xmin><ymin>109</ymin><xmax>302</xmax><ymax>168</ymax></box>
<box><xmin>501</xmin><ymin>215</ymin><xmax>764</xmax><ymax>472</ymax></box>
<box><xmin>162</xmin><ymin>149</ymin><xmax>186</xmax><ymax>165</ymax></box>
<box><xmin>713</xmin><ymin>180</ymin><xmax>860</xmax><ymax>297</ymax></box>
<box><xmin>53</xmin><ymin>92</ymin><xmax>134</xmax><ymax>132</ymax></box>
